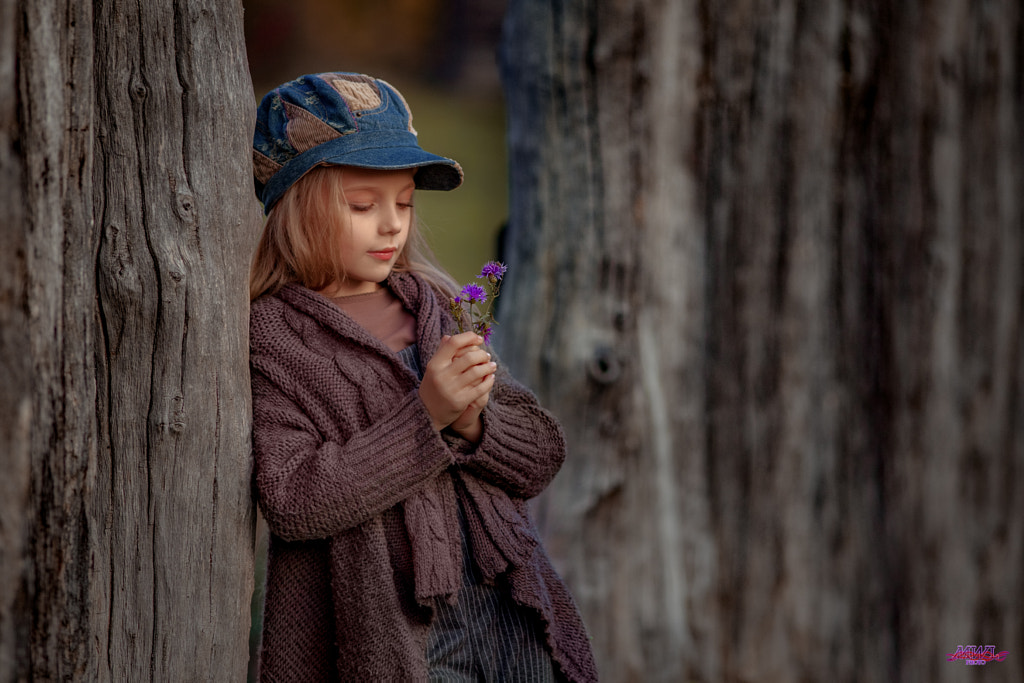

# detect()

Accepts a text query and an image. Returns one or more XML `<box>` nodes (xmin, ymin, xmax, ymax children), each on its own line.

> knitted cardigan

<box><xmin>250</xmin><ymin>272</ymin><xmax>598</xmax><ymax>682</ymax></box>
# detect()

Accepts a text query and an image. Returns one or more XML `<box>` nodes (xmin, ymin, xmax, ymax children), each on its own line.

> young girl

<box><xmin>249</xmin><ymin>72</ymin><xmax>598</xmax><ymax>682</ymax></box>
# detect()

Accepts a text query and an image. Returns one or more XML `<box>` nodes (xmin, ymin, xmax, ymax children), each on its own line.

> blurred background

<box><xmin>245</xmin><ymin>0</ymin><xmax>509</xmax><ymax>286</ymax></box>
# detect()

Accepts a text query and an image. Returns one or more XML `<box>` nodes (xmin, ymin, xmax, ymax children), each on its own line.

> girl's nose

<box><xmin>381</xmin><ymin>205</ymin><xmax>404</xmax><ymax>234</ymax></box>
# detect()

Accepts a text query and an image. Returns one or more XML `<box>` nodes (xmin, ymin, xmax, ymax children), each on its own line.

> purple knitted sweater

<box><xmin>250</xmin><ymin>272</ymin><xmax>598</xmax><ymax>682</ymax></box>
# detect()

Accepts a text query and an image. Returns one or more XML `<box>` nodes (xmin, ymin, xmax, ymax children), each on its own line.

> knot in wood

<box><xmin>175</xmin><ymin>190</ymin><xmax>195</xmax><ymax>219</ymax></box>
<box><xmin>130</xmin><ymin>77</ymin><xmax>148</xmax><ymax>102</ymax></box>
<box><xmin>587</xmin><ymin>346</ymin><xmax>622</xmax><ymax>385</ymax></box>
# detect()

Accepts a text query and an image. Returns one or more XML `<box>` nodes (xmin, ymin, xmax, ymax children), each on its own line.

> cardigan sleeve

<box><xmin>451</xmin><ymin>365</ymin><xmax>567</xmax><ymax>499</ymax></box>
<box><xmin>251</xmin><ymin>366</ymin><xmax>454</xmax><ymax>542</ymax></box>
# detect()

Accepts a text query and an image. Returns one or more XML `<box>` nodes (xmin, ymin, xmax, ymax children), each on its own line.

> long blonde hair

<box><xmin>249</xmin><ymin>165</ymin><xmax>459</xmax><ymax>301</ymax></box>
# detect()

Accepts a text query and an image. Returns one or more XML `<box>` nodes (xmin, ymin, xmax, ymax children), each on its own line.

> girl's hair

<box><xmin>249</xmin><ymin>165</ymin><xmax>459</xmax><ymax>302</ymax></box>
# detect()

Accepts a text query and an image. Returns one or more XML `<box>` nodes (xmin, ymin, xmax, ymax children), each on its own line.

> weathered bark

<box><xmin>499</xmin><ymin>1</ymin><xmax>1023</xmax><ymax>682</ymax></box>
<box><xmin>1</xmin><ymin>1</ymin><xmax>258</xmax><ymax>680</ymax></box>
<box><xmin>0</xmin><ymin>0</ymin><xmax>31</xmax><ymax>677</ymax></box>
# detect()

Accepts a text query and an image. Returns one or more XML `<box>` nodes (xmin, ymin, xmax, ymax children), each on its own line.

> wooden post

<box><xmin>499</xmin><ymin>1</ymin><xmax>1024</xmax><ymax>681</ymax></box>
<box><xmin>1</xmin><ymin>1</ymin><xmax>259</xmax><ymax>679</ymax></box>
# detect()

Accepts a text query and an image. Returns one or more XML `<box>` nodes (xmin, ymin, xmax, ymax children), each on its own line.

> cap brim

<box><xmin>322</xmin><ymin>146</ymin><xmax>463</xmax><ymax>192</ymax></box>
<box><xmin>258</xmin><ymin>131</ymin><xmax>464</xmax><ymax>213</ymax></box>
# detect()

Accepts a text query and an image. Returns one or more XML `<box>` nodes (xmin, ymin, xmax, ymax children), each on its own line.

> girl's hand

<box><xmin>449</xmin><ymin>392</ymin><xmax>490</xmax><ymax>443</ymax></box>
<box><xmin>419</xmin><ymin>332</ymin><xmax>496</xmax><ymax>435</ymax></box>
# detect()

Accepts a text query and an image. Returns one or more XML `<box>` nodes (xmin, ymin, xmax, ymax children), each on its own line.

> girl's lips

<box><xmin>368</xmin><ymin>249</ymin><xmax>396</xmax><ymax>261</ymax></box>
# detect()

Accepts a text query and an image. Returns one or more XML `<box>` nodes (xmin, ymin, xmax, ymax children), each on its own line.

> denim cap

<box><xmin>253</xmin><ymin>72</ymin><xmax>463</xmax><ymax>213</ymax></box>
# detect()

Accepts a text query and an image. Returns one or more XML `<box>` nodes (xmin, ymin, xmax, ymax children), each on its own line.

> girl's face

<box><xmin>329</xmin><ymin>167</ymin><xmax>416</xmax><ymax>297</ymax></box>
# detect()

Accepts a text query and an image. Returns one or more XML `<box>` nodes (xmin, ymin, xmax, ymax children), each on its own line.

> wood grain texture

<box><xmin>0</xmin><ymin>0</ymin><xmax>31</xmax><ymax>677</ymax></box>
<box><xmin>2</xmin><ymin>0</ymin><xmax>259</xmax><ymax>680</ymax></box>
<box><xmin>499</xmin><ymin>1</ymin><xmax>1023</xmax><ymax>681</ymax></box>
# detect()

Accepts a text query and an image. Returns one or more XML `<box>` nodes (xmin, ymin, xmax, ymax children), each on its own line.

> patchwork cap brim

<box><xmin>259</xmin><ymin>130</ymin><xmax>463</xmax><ymax>213</ymax></box>
<box><xmin>320</xmin><ymin>138</ymin><xmax>464</xmax><ymax>191</ymax></box>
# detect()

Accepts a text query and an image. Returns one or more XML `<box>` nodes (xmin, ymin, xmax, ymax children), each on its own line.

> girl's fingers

<box><xmin>472</xmin><ymin>374</ymin><xmax>495</xmax><ymax>399</ymax></box>
<box><xmin>433</xmin><ymin>342</ymin><xmax>492</xmax><ymax>375</ymax></box>
<box><xmin>438</xmin><ymin>332</ymin><xmax>484</xmax><ymax>357</ymax></box>
<box><xmin>452</xmin><ymin>351</ymin><xmax>493</xmax><ymax>375</ymax></box>
<box><xmin>445</xmin><ymin>363</ymin><xmax>495</xmax><ymax>401</ymax></box>
<box><xmin>420</xmin><ymin>333</ymin><xmax>495</xmax><ymax>431</ymax></box>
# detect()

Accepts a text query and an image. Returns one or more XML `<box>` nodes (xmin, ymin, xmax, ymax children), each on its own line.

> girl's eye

<box><xmin>398</xmin><ymin>202</ymin><xmax>414</xmax><ymax>210</ymax></box>
<box><xmin>348</xmin><ymin>203</ymin><xmax>372</xmax><ymax>212</ymax></box>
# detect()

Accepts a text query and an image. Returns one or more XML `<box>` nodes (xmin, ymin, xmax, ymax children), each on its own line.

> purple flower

<box><xmin>459</xmin><ymin>283</ymin><xmax>487</xmax><ymax>303</ymax></box>
<box><xmin>449</xmin><ymin>262</ymin><xmax>508</xmax><ymax>341</ymax></box>
<box><xmin>478</xmin><ymin>261</ymin><xmax>508</xmax><ymax>282</ymax></box>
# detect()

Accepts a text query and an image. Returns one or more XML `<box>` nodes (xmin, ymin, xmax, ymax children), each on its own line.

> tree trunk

<box><xmin>0</xmin><ymin>0</ymin><xmax>31</xmax><ymax>676</ymax></box>
<box><xmin>1</xmin><ymin>1</ymin><xmax>258</xmax><ymax>680</ymax></box>
<box><xmin>499</xmin><ymin>1</ymin><xmax>1023</xmax><ymax>682</ymax></box>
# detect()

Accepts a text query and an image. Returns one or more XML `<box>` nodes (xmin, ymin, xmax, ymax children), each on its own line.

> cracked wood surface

<box><xmin>499</xmin><ymin>1</ymin><xmax>1023</xmax><ymax>681</ymax></box>
<box><xmin>1</xmin><ymin>0</ymin><xmax>259</xmax><ymax>680</ymax></box>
